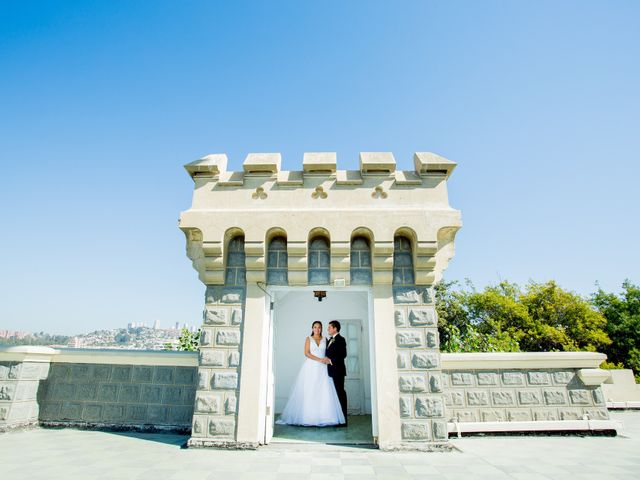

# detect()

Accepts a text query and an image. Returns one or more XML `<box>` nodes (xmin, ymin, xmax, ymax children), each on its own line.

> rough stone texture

<box><xmin>393</xmin><ymin>272</ymin><xmax>446</xmax><ymax>443</ymax></box>
<box><xmin>408</xmin><ymin>308</ymin><xmax>437</xmax><ymax>326</ymax></box>
<box><xmin>401</xmin><ymin>421</ymin><xmax>430</xmax><ymax>440</ymax></box>
<box><xmin>216</xmin><ymin>330</ymin><xmax>241</xmax><ymax>346</ymax></box>
<box><xmin>189</xmin><ymin>239</ymin><xmax>245</xmax><ymax>445</ymax></box>
<box><xmin>0</xmin><ymin>361</ymin><xmax>49</xmax><ymax>431</ymax></box>
<box><xmin>441</xmin><ymin>368</ymin><xmax>609</xmax><ymax>424</ymax></box>
<box><xmin>396</xmin><ymin>331</ymin><xmax>422</xmax><ymax>348</ymax></box>
<box><xmin>38</xmin><ymin>363</ymin><xmax>197</xmax><ymax>429</ymax></box>
<box><xmin>411</xmin><ymin>352</ymin><xmax>438</xmax><ymax>369</ymax></box>
<box><xmin>204</xmin><ymin>308</ymin><xmax>228</xmax><ymax>325</ymax></box>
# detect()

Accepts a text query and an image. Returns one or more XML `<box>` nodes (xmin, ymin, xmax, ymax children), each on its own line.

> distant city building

<box><xmin>67</xmin><ymin>336</ymin><xmax>83</xmax><ymax>348</ymax></box>
<box><xmin>153</xmin><ymin>320</ymin><xmax>160</xmax><ymax>330</ymax></box>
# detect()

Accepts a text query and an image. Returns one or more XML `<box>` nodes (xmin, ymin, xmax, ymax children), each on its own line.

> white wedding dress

<box><xmin>276</xmin><ymin>336</ymin><xmax>346</xmax><ymax>426</ymax></box>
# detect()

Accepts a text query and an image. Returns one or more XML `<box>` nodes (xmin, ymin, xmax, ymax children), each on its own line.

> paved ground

<box><xmin>1</xmin><ymin>411</ymin><xmax>639</xmax><ymax>480</ymax></box>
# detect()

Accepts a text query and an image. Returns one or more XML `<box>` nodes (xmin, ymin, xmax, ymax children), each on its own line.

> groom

<box><xmin>325</xmin><ymin>320</ymin><xmax>348</xmax><ymax>427</ymax></box>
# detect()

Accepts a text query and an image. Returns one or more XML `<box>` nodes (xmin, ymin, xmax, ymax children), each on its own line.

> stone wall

<box><xmin>38</xmin><ymin>362</ymin><xmax>197</xmax><ymax>431</ymax></box>
<box><xmin>440</xmin><ymin>353</ymin><xmax>611</xmax><ymax>427</ymax></box>
<box><xmin>1</xmin><ymin>359</ymin><xmax>50</xmax><ymax>431</ymax></box>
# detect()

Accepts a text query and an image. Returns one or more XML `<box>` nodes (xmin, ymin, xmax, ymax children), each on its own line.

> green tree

<box><xmin>519</xmin><ymin>281</ymin><xmax>610</xmax><ymax>352</ymax></box>
<box><xmin>436</xmin><ymin>279</ymin><xmax>610</xmax><ymax>354</ymax></box>
<box><xmin>165</xmin><ymin>327</ymin><xmax>202</xmax><ymax>352</ymax></box>
<box><xmin>591</xmin><ymin>280</ymin><xmax>640</xmax><ymax>378</ymax></box>
<box><xmin>436</xmin><ymin>280</ymin><xmax>520</xmax><ymax>352</ymax></box>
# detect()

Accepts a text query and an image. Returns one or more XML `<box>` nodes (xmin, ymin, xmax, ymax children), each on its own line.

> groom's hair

<box><xmin>328</xmin><ymin>320</ymin><xmax>341</xmax><ymax>332</ymax></box>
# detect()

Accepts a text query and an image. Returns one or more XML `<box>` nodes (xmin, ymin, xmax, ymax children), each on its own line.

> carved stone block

<box><xmin>527</xmin><ymin>372</ymin><xmax>551</xmax><ymax>385</ymax></box>
<box><xmin>552</xmin><ymin>371</ymin><xmax>574</xmax><ymax>384</ymax></box>
<box><xmin>401</xmin><ymin>422</ymin><xmax>430</xmax><ymax>440</ymax></box>
<box><xmin>193</xmin><ymin>416</ymin><xmax>205</xmax><ymax>435</ymax></box>
<box><xmin>585</xmin><ymin>408</ymin><xmax>608</xmax><ymax>420</ymax></box>
<box><xmin>394</xmin><ymin>309</ymin><xmax>406</xmax><ymax>327</ymax></box>
<box><xmin>467</xmin><ymin>391</ymin><xmax>489</xmax><ymax>406</ymax></box>
<box><xmin>0</xmin><ymin>384</ymin><xmax>16</xmax><ymax>401</ymax></box>
<box><xmin>209</xmin><ymin>419</ymin><xmax>234</xmax><ymax>436</ymax></box>
<box><xmin>200</xmin><ymin>350</ymin><xmax>226</xmax><ymax>367</ymax></box>
<box><xmin>228</xmin><ymin>351</ymin><xmax>240</xmax><ymax>368</ymax></box>
<box><xmin>230</xmin><ymin>308</ymin><xmax>243</xmax><ymax>326</ymax></box>
<box><xmin>411</xmin><ymin>352</ymin><xmax>439</xmax><ymax>369</ymax></box>
<box><xmin>426</xmin><ymin>331</ymin><xmax>438</xmax><ymax>348</ymax></box>
<box><xmin>482</xmin><ymin>410</ymin><xmax>505</xmax><ymax>422</ymax></box>
<box><xmin>212</xmin><ymin>372</ymin><xmax>238</xmax><ymax>390</ymax></box>
<box><xmin>559</xmin><ymin>409</ymin><xmax>582</xmax><ymax>420</ymax></box>
<box><xmin>507</xmin><ymin>409</ymin><xmax>531</xmax><ymax>421</ymax></box>
<box><xmin>396</xmin><ymin>331</ymin><xmax>422</xmax><ymax>348</ymax></box>
<box><xmin>592</xmin><ymin>388</ymin><xmax>605</xmax><ymax>405</ymax></box>
<box><xmin>502</xmin><ymin>372</ymin><xmax>525</xmax><ymax>385</ymax></box>
<box><xmin>477</xmin><ymin>372</ymin><xmax>498</xmax><ymax>386</ymax></box>
<box><xmin>216</xmin><ymin>330</ymin><xmax>240</xmax><ymax>346</ymax></box>
<box><xmin>444</xmin><ymin>391</ymin><xmax>464</xmax><ymax>406</ymax></box>
<box><xmin>196</xmin><ymin>394</ymin><xmax>221</xmax><ymax>414</ymax></box>
<box><xmin>534</xmin><ymin>410</ymin><xmax>558</xmax><ymax>421</ymax></box>
<box><xmin>568</xmin><ymin>389</ymin><xmax>591</xmax><ymax>405</ymax></box>
<box><xmin>432</xmin><ymin>420</ymin><xmax>447</xmax><ymax>440</ymax></box>
<box><xmin>451</xmin><ymin>373</ymin><xmax>473</xmax><ymax>386</ymax></box>
<box><xmin>200</xmin><ymin>329</ymin><xmax>214</xmax><ymax>346</ymax></box>
<box><xmin>397</xmin><ymin>352</ymin><xmax>409</xmax><ymax>369</ymax></box>
<box><xmin>452</xmin><ymin>410</ymin><xmax>477</xmax><ymax>422</ymax></box>
<box><xmin>398</xmin><ymin>374</ymin><xmax>427</xmax><ymax>393</ymax></box>
<box><xmin>491</xmin><ymin>391</ymin><xmax>516</xmax><ymax>406</ymax></box>
<box><xmin>399</xmin><ymin>396</ymin><xmax>411</xmax><ymax>418</ymax></box>
<box><xmin>408</xmin><ymin>307</ymin><xmax>436</xmax><ymax>326</ymax></box>
<box><xmin>198</xmin><ymin>371</ymin><xmax>209</xmax><ymax>389</ymax></box>
<box><xmin>415</xmin><ymin>397</ymin><xmax>444</xmax><ymax>417</ymax></box>
<box><xmin>204</xmin><ymin>308</ymin><xmax>228</xmax><ymax>325</ymax></box>
<box><xmin>544</xmin><ymin>390</ymin><xmax>567</xmax><ymax>405</ymax></box>
<box><xmin>225</xmin><ymin>395</ymin><xmax>237</xmax><ymax>415</ymax></box>
<box><xmin>518</xmin><ymin>390</ymin><xmax>541</xmax><ymax>405</ymax></box>
<box><xmin>429</xmin><ymin>374</ymin><xmax>443</xmax><ymax>393</ymax></box>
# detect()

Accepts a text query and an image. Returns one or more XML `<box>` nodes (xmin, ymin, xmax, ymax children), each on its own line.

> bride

<box><xmin>276</xmin><ymin>321</ymin><xmax>346</xmax><ymax>426</ymax></box>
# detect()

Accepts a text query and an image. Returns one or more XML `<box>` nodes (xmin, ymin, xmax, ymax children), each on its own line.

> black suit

<box><xmin>326</xmin><ymin>333</ymin><xmax>348</xmax><ymax>423</ymax></box>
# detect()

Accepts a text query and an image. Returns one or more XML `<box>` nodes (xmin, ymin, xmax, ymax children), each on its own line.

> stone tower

<box><xmin>179</xmin><ymin>152</ymin><xmax>461</xmax><ymax>449</ymax></box>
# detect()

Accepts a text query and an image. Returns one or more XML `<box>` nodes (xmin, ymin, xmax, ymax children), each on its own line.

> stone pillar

<box><xmin>187</xmin><ymin>234</ymin><xmax>249</xmax><ymax>448</ymax></box>
<box><xmin>0</xmin><ymin>346</ymin><xmax>55</xmax><ymax>432</ymax></box>
<box><xmin>391</xmin><ymin>235</ymin><xmax>448</xmax><ymax>448</ymax></box>
<box><xmin>393</xmin><ymin>286</ymin><xmax>448</xmax><ymax>445</ymax></box>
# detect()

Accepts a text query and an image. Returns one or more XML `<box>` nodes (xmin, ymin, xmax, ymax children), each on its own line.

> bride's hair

<box><xmin>310</xmin><ymin>321</ymin><xmax>322</xmax><ymax>336</ymax></box>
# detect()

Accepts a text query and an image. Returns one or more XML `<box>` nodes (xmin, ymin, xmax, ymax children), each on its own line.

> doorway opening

<box><xmin>264</xmin><ymin>287</ymin><xmax>377</xmax><ymax>445</ymax></box>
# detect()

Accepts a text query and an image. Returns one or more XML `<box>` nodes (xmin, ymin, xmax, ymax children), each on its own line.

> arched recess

<box><xmin>393</xmin><ymin>227</ymin><xmax>416</xmax><ymax>286</ymax></box>
<box><xmin>224</xmin><ymin>227</ymin><xmax>246</xmax><ymax>286</ymax></box>
<box><xmin>266</xmin><ymin>227</ymin><xmax>288</xmax><ymax>285</ymax></box>
<box><xmin>350</xmin><ymin>227</ymin><xmax>374</xmax><ymax>285</ymax></box>
<box><xmin>308</xmin><ymin>228</ymin><xmax>331</xmax><ymax>285</ymax></box>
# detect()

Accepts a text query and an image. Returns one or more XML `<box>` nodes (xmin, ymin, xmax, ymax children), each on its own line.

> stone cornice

<box><xmin>0</xmin><ymin>347</ymin><xmax>199</xmax><ymax>367</ymax></box>
<box><xmin>441</xmin><ymin>352</ymin><xmax>607</xmax><ymax>370</ymax></box>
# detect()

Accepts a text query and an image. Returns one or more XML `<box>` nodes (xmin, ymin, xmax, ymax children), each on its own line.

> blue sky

<box><xmin>1</xmin><ymin>1</ymin><xmax>639</xmax><ymax>335</ymax></box>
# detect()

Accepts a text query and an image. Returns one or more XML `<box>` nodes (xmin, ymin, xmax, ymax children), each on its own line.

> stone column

<box><xmin>0</xmin><ymin>346</ymin><xmax>55</xmax><ymax>432</ymax></box>
<box><xmin>187</xmin><ymin>286</ymin><xmax>245</xmax><ymax>447</ymax></box>
<box><xmin>393</xmin><ymin>285</ymin><xmax>448</xmax><ymax>446</ymax></box>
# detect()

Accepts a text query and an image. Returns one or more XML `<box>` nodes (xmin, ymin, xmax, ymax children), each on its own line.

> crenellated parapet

<box><xmin>180</xmin><ymin>151</ymin><xmax>461</xmax><ymax>288</ymax></box>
